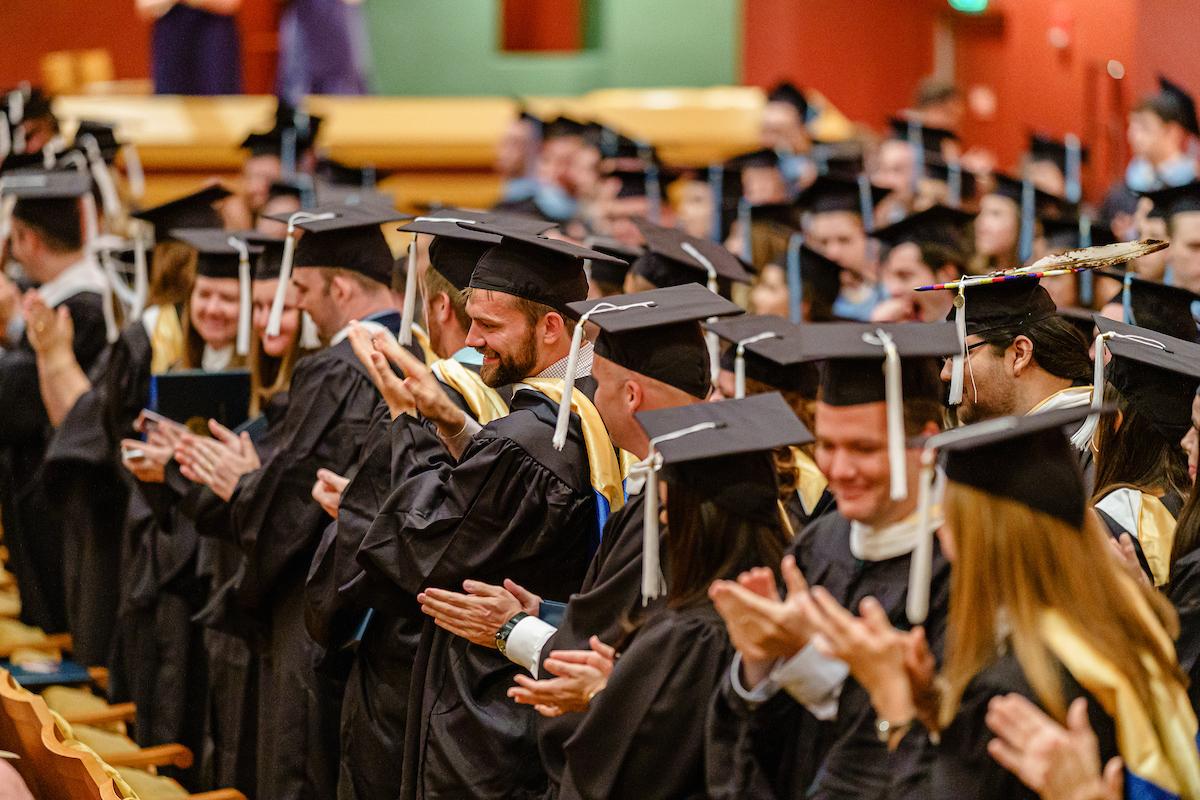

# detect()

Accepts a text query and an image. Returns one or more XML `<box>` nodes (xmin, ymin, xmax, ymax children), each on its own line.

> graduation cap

<box><xmin>1097</xmin><ymin>269</ymin><xmax>1200</xmax><ymax>343</ymax></box>
<box><xmin>584</xmin><ymin>235</ymin><xmax>641</xmax><ymax>288</ymax></box>
<box><xmin>172</xmin><ymin>228</ymin><xmax>263</xmax><ymax>355</ymax></box>
<box><xmin>543</xmin><ymin>115</ymin><xmax>589</xmax><ymax>141</ymax></box>
<box><xmin>72</xmin><ymin>120</ymin><xmax>121</xmax><ymax>161</ymax></box>
<box><xmin>811</xmin><ymin>141</ymin><xmax>867</xmax><ymax>179</ymax></box>
<box><xmin>794</xmin><ymin>173</ymin><xmax>887</xmax><ymax>219</ymax></box>
<box><xmin>315</xmin><ymin>158</ymin><xmax>381</xmax><ymax>189</ymax></box>
<box><xmin>2</xmin><ymin>168</ymin><xmax>96</xmax><ymax>249</ymax></box>
<box><xmin>634</xmin><ymin>392</ymin><xmax>813</xmax><ymax>599</ymax></box>
<box><xmin>131</xmin><ymin>184</ymin><xmax>231</xmax><ymax>243</ymax></box>
<box><xmin>1039</xmin><ymin>215</ymin><xmax>1117</xmax><ymax>252</ymax></box>
<box><xmin>804</xmin><ymin>321</ymin><xmax>959</xmax><ymax>501</ymax></box>
<box><xmin>1140</xmin><ymin>180</ymin><xmax>1200</xmax><ymax>218</ymax></box>
<box><xmin>605</xmin><ymin>169</ymin><xmax>670</xmax><ymax>200</ymax></box>
<box><xmin>1093</xmin><ymin>315</ymin><xmax>1200</xmax><ymax>442</ymax></box>
<box><xmin>904</xmin><ymin>404</ymin><xmax>1105</xmax><ymax>623</ymax></box>
<box><xmin>1057</xmin><ymin>306</ymin><xmax>1098</xmax><ymax>341</ymax></box>
<box><xmin>456</xmin><ymin>220</ymin><xmax>620</xmax><ymax>317</ymax></box>
<box><xmin>632</xmin><ymin>218</ymin><xmax>753</xmax><ymax>290</ymax></box>
<box><xmin>726</xmin><ymin>148</ymin><xmax>782</xmax><ymax>172</ymax></box>
<box><xmin>240</xmin><ymin>230</ymin><xmax>288</xmax><ymax>282</ymax></box>
<box><xmin>240</xmin><ymin>100</ymin><xmax>323</xmax><ymax>160</ymax></box>
<box><xmin>773</xmin><ymin>237</ymin><xmax>842</xmax><ymax>324</ymax></box>
<box><xmin>874</xmin><ymin>204</ymin><xmax>973</xmax><ymax>252</ymax></box>
<box><xmin>705</xmin><ymin>314</ymin><xmax>810</xmax><ymax>397</ymax></box>
<box><xmin>1156</xmin><ymin>75</ymin><xmax>1200</xmax><ymax>137</ymax></box>
<box><xmin>766</xmin><ymin>81</ymin><xmax>809</xmax><ymax>121</ymax></box>
<box><xmin>268</xmin><ymin>180</ymin><xmax>304</xmax><ymax>203</ymax></box>
<box><xmin>989</xmin><ymin>172</ymin><xmax>1077</xmax><ymax>216</ymax></box>
<box><xmin>923</xmin><ymin>159</ymin><xmax>977</xmax><ymax>207</ymax></box>
<box><xmin>261</xmin><ymin>203</ymin><xmax>407</xmax><ymax>336</ymax></box>
<box><xmin>1029</xmin><ymin>132</ymin><xmax>1088</xmax><ymax>201</ymax></box>
<box><xmin>591</xmin><ymin>124</ymin><xmax>655</xmax><ymax>163</ymax></box>
<box><xmin>400</xmin><ymin>208</ymin><xmax>556</xmax><ymax>292</ymax></box>
<box><xmin>887</xmin><ymin>117</ymin><xmax>958</xmax><ymax>158</ymax></box>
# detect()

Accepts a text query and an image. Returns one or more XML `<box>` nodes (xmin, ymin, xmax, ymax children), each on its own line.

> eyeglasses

<box><xmin>943</xmin><ymin>340</ymin><xmax>989</xmax><ymax>364</ymax></box>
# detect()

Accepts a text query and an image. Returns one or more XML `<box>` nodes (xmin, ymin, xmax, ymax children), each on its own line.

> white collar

<box><xmin>624</xmin><ymin>454</ymin><xmax>652</xmax><ymax>496</ymax></box>
<box><xmin>1027</xmin><ymin>385</ymin><xmax>1096</xmax><ymax>450</ymax></box>
<box><xmin>36</xmin><ymin>255</ymin><xmax>107</xmax><ymax>308</ymax></box>
<box><xmin>201</xmin><ymin>344</ymin><xmax>234</xmax><ymax>372</ymax></box>
<box><xmin>849</xmin><ymin>507</ymin><xmax>942</xmax><ymax>562</ymax></box>
<box><xmin>330</xmin><ymin>317</ymin><xmax>389</xmax><ymax>347</ymax></box>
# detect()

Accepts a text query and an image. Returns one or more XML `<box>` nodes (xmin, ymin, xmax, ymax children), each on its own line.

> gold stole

<box><xmin>148</xmin><ymin>305</ymin><xmax>184</xmax><ymax>374</ymax></box>
<box><xmin>410</xmin><ymin>324</ymin><xmax>436</xmax><ymax>366</ymax></box>
<box><xmin>791</xmin><ymin>446</ymin><xmax>829</xmax><ymax>517</ymax></box>
<box><xmin>1136</xmin><ymin>493</ymin><xmax>1178</xmax><ymax>588</ymax></box>
<box><xmin>516</xmin><ymin>378</ymin><xmax>625</xmax><ymax>514</ymax></box>
<box><xmin>431</xmin><ymin>359</ymin><xmax>508</xmax><ymax>425</ymax></box>
<box><xmin>1040</xmin><ymin>608</ymin><xmax>1200</xmax><ymax>798</ymax></box>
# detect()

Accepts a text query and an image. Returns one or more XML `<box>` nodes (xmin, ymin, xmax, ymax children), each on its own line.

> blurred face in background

<box><xmin>1133</xmin><ymin>214</ymin><xmax>1170</xmax><ymax>281</ymax></box>
<box><xmin>760</xmin><ymin>101</ymin><xmax>809</xmax><ymax>154</ymax></box>
<box><xmin>190</xmin><ymin>275</ymin><xmax>240</xmax><ymax>351</ymax></box>
<box><xmin>749</xmin><ymin>263</ymin><xmax>790</xmax><ymax>317</ymax></box>
<box><xmin>496</xmin><ymin>117</ymin><xmax>536</xmax><ymax>179</ymax></box>
<box><xmin>675</xmin><ymin>179</ymin><xmax>714</xmax><ymax>240</ymax></box>
<box><xmin>975</xmin><ymin>194</ymin><xmax>1020</xmax><ymax>259</ymax></box>
<box><xmin>1027</xmin><ymin>160</ymin><xmax>1066</xmax><ymax>198</ymax></box>
<box><xmin>1169</xmin><ymin>212</ymin><xmax>1200</xmax><ymax>293</ymax></box>
<box><xmin>566</xmin><ymin>144</ymin><xmax>601</xmax><ymax>201</ymax></box>
<box><xmin>872</xmin><ymin>140</ymin><xmax>916</xmax><ymax>196</ymax></box>
<box><xmin>251</xmin><ymin>278</ymin><xmax>300</xmax><ymax>357</ymax></box>
<box><xmin>741</xmin><ymin>165</ymin><xmax>789</xmax><ymax>206</ymax></box>
<box><xmin>808</xmin><ymin>210</ymin><xmax>869</xmax><ymax>279</ymax></box>
<box><xmin>242</xmin><ymin>154</ymin><xmax>282</xmax><ymax>215</ymax></box>
<box><xmin>537</xmin><ymin>136</ymin><xmax>583</xmax><ymax>191</ymax></box>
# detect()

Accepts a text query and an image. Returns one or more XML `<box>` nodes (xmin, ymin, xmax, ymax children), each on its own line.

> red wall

<box><xmin>502</xmin><ymin>0</ymin><xmax>583</xmax><ymax>52</ymax></box>
<box><xmin>742</xmin><ymin>0</ymin><xmax>943</xmax><ymax>130</ymax></box>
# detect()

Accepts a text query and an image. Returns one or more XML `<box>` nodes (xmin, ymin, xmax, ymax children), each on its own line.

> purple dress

<box><xmin>152</xmin><ymin>3</ymin><xmax>242</xmax><ymax>95</ymax></box>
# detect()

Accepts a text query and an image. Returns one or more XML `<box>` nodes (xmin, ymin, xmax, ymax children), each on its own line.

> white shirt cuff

<box><xmin>773</xmin><ymin>643</ymin><xmax>848</xmax><ymax>720</ymax></box>
<box><xmin>442</xmin><ymin>415</ymin><xmax>483</xmax><ymax>458</ymax></box>
<box><xmin>504</xmin><ymin>615</ymin><xmax>558</xmax><ymax>678</ymax></box>
<box><xmin>729</xmin><ymin>652</ymin><xmax>783</xmax><ymax>706</ymax></box>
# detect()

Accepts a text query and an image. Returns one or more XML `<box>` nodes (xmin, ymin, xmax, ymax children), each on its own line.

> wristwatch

<box><xmin>495</xmin><ymin>612</ymin><xmax>529</xmax><ymax>655</ymax></box>
<box><xmin>874</xmin><ymin>715</ymin><xmax>913</xmax><ymax>744</ymax></box>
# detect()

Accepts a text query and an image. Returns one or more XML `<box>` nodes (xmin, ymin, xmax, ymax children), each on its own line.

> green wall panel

<box><xmin>363</xmin><ymin>0</ymin><xmax>740</xmax><ymax>96</ymax></box>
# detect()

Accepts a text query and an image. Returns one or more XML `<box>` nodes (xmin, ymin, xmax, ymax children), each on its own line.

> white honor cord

<box><xmin>399</xmin><ymin>241</ymin><xmax>418</xmax><ymax>346</ymax></box>
<box><xmin>228</xmin><ymin>235</ymin><xmax>253</xmax><ymax>356</ymax></box>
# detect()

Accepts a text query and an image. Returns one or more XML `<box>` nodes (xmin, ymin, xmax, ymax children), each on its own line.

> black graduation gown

<box><xmin>536</xmin><ymin>491</ymin><xmax>648</xmax><ymax>796</ymax></box>
<box><xmin>932</xmin><ymin>651</ymin><xmax>1118</xmax><ymax>800</ymax></box>
<box><xmin>557</xmin><ymin>604</ymin><xmax>734</xmax><ymax>800</ymax></box>
<box><xmin>306</xmin><ymin>382</ymin><xmax>475</xmax><ymax>800</ymax></box>
<box><xmin>357</xmin><ymin>381</ymin><xmax>600</xmax><ymax>800</ymax></box>
<box><xmin>1168</xmin><ymin>548</ymin><xmax>1200</xmax><ymax>715</ymax></box>
<box><xmin>706</xmin><ymin>512</ymin><xmax>950</xmax><ymax>800</ymax></box>
<box><xmin>39</xmin><ymin>321</ymin><xmax>152</xmax><ymax>667</ymax></box>
<box><xmin>230</xmin><ymin>312</ymin><xmax>402</xmax><ymax>800</ymax></box>
<box><xmin>0</xmin><ymin>290</ymin><xmax>107</xmax><ymax>634</ymax></box>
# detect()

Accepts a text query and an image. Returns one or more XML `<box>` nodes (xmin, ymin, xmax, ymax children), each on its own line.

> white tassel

<box><xmin>864</xmin><ymin>329</ymin><xmax>907</xmax><ymax>500</ymax></box>
<box><xmin>300</xmin><ymin>312</ymin><xmax>321</xmax><ymax>349</ymax></box>
<box><xmin>80</xmin><ymin>192</ymin><xmax>99</xmax><ymax>245</ymax></box>
<box><xmin>131</xmin><ymin>224</ymin><xmax>149</xmax><ymax>320</ymax></box>
<box><xmin>0</xmin><ymin>120</ymin><xmax>9</xmax><ymax>162</ymax></box>
<box><xmin>906</xmin><ymin>448</ymin><xmax>937</xmax><ymax>625</ymax></box>
<box><xmin>98</xmin><ymin>255</ymin><xmax>119</xmax><ymax>343</ymax></box>
<box><xmin>680</xmin><ymin>242</ymin><xmax>722</xmax><ymax>386</ymax></box>
<box><xmin>399</xmin><ymin>241</ymin><xmax>418</xmax><ymax>346</ymax></box>
<box><xmin>8</xmin><ymin>91</ymin><xmax>24</xmax><ymax>154</ymax></box>
<box><xmin>228</xmin><ymin>235</ymin><xmax>252</xmax><ymax>356</ymax></box>
<box><xmin>267</xmin><ymin>210</ymin><xmax>335</xmax><ymax>336</ymax></box>
<box><xmin>734</xmin><ymin>331</ymin><xmax>778</xmax><ymax>399</ymax></box>
<box><xmin>681</xmin><ymin>242</ymin><xmax>719</xmax><ymax>296</ymax></box>
<box><xmin>948</xmin><ymin>286</ymin><xmax>966</xmax><ymax>405</ymax></box>
<box><xmin>80</xmin><ymin>136</ymin><xmax>120</xmax><ymax>220</ymax></box>
<box><xmin>124</xmin><ymin>144</ymin><xmax>145</xmax><ymax>201</ymax></box>
<box><xmin>0</xmin><ymin>195</ymin><xmax>17</xmax><ymax>245</ymax></box>
<box><xmin>641</xmin><ymin>455</ymin><xmax>666</xmax><ymax>603</ymax></box>
<box><xmin>551</xmin><ymin>299</ymin><xmax>657</xmax><ymax>450</ymax></box>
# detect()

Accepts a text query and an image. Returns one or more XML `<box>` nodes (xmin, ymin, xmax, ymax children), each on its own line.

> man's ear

<box><xmin>626</xmin><ymin>377</ymin><xmax>643</xmax><ymax>414</ymax></box>
<box><xmin>432</xmin><ymin>291</ymin><xmax>451</xmax><ymax>325</ymax></box>
<box><xmin>1010</xmin><ymin>334</ymin><xmax>1035</xmax><ymax>375</ymax></box>
<box><xmin>541</xmin><ymin>311</ymin><xmax>567</xmax><ymax>343</ymax></box>
<box><xmin>329</xmin><ymin>273</ymin><xmax>353</xmax><ymax>304</ymax></box>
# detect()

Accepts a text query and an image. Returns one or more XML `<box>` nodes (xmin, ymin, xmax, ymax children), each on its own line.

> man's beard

<box><xmin>479</xmin><ymin>329</ymin><xmax>539</xmax><ymax>387</ymax></box>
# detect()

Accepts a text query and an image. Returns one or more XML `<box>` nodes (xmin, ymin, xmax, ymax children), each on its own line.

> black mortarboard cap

<box><xmin>73</xmin><ymin>120</ymin><xmax>122</xmax><ymax>162</ymax></box>
<box><xmin>887</xmin><ymin>117</ymin><xmax>959</xmax><ymax>158</ymax></box>
<box><xmin>1096</xmin><ymin>315</ymin><xmax>1200</xmax><ymax>442</ymax></box>
<box><xmin>636</xmin><ymin>392</ymin><xmax>813</xmax><ymax>524</ymax></box>
<box><xmin>402</xmin><ymin>208</ymin><xmax>557</xmax><ymax>290</ymax></box>
<box><xmin>989</xmin><ymin>172</ymin><xmax>1078</xmax><ymax>218</ymax></box>
<box><xmin>131</xmin><ymin>184</ymin><xmax>231</xmax><ymax>243</ymax></box>
<box><xmin>543</xmin><ymin>115</ymin><xmax>589</xmax><ymax>141</ymax></box>
<box><xmin>923</xmin><ymin>158</ymin><xmax>979</xmax><ymax>201</ymax></box>
<box><xmin>264</xmin><ymin>203</ymin><xmax>406</xmax><ymax>285</ymax></box>
<box><xmin>1141</xmin><ymin>180</ymin><xmax>1200</xmax><ymax>218</ymax></box>
<box><xmin>874</xmin><ymin>204</ymin><xmax>973</xmax><ymax>251</ymax></box>
<box><xmin>1028</xmin><ymin>133</ymin><xmax>1090</xmax><ymax>173</ymax></box>
<box><xmin>171</xmin><ymin>227</ymin><xmax>262</xmax><ymax>279</ymax></box>
<box><xmin>1039</xmin><ymin>215</ymin><xmax>1117</xmax><ymax>252</ymax></box>
<box><xmin>766</xmin><ymin>81</ymin><xmax>809</xmax><ymax>120</ymax></box>
<box><xmin>569</xmin><ymin>284</ymin><xmax>741</xmax><ymax>397</ymax></box>
<box><xmin>268</xmin><ymin>180</ymin><xmax>304</xmax><ymax>202</ymax></box>
<box><xmin>706</xmin><ymin>314</ymin><xmax>818</xmax><ymax>394</ymax></box>
<box><xmin>1098</xmin><ymin>269</ymin><xmax>1200</xmax><ymax>343</ymax></box>
<box><xmin>459</xmin><ymin>221</ymin><xmax>622</xmax><ymax>315</ymax></box>
<box><xmin>584</xmin><ymin>235</ymin><xmax>641</xmax><ymax>287</ymax></box>
<box><xmin>1057</xmin><ymin>306</ymin><xmax>1098</xmax><ymax>341</ymax></box>
<box><xmin>951</xmin><ymin>276</ymin><xmax>1058</xmax><ymax>336</ymax></box>
<box><xmin>725</xmin><ymin>148</ymin><xmax>782</xmax><ymax>171</ymax></box>
<box><xmin>237</xmin><ymin>230</ymin><xmax>287</xmax><ymax>281</ymax></box>
<box><xmin>0</xmin><ymin>168</ymin><xmax>90</xmax><ymax>200</ymax></box>
<box><xmin>936</xmin><ymin>405</ymin><xmax>1095</xmax><ymax>527</ymax></box>
<box><xmin>606</xmin><ymin>169</ymin><xmax>670</xmax><ymax>200</ymax></box>
<box><xmin>808</xmin><ymin>321</ymin><xmax>960</xmax><ymax>407</ymax></box>
<box><xmin>632</xmin><ymin>218</ymin><xmax>753</xmax><ymax>287</ymax></box>
<box><xmin>240</xmin><ymin>101</ymin><xmax>323</xmax><ymax>157</ymax></box>
<box><xmin>1157</xmin><ymin>75</ymin><xmax>1200</xmax><ymax>137</ymax></box>
<box><xmin>794</xmin><ymin>173</ymin><xmax>887</xmax><ymax>216</ymax></box>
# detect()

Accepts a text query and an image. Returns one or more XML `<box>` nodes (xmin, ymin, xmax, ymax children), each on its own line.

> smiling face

<box><xmin>251</xmin><ymin>278</ymin><xmax>300</xmax><ymax>357</ymax></box>
<box><xmin>813</xmin><ymin>400</ymin><xmax>896</xmax><ymax>524</ymax></box>
<box><xmin>464</xmin><ymin>290</ymin><xmax>542</xmax><ymax>387</ymax></box>
<box><xmin>189</xmin><ymin>275</ymin><xmax>240</xmax><ymax>350</ymax></box>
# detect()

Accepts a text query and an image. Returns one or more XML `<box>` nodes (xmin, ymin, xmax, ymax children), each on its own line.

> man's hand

<box><xmin>986</xmin><ymin>695</ymin><xmax>1124</xmax><ymax>800</ymax></box>
<box><xmin>372</xmin><ymin>331</ymin><xmax>465</xmax><ymax>435</ymax></box>
<box><xmin>175</xmin><ymin>419</ymin><xmax>260</xmax><ymax>500</ymax></box>
<box><xmin>311</xmin><ymin>469</ymin><xmax>349</xmax><ymax>518</ymax></box>
<box><xmin>0</xmin><ymin>272</ymin><xmax>20</xmax><ymax>337</ymax></box>
<box><xmin>347</xmin><ymin>322</ymin><xmax>416</xmax><ymax>419</ymax></box>
<box><xmin>23</xmin><ymin>293</ymin><xmax>75</xmax><ymax>357</ymax></box>
<box><xmin>417</xmin><ymin>579</ymin><xmax>542</xmax><ymax>648</ymax></box>
<box><xmin>508</xmin><ymin>636</ymin><xmax>616</xmax><ymax>717</ymax></box>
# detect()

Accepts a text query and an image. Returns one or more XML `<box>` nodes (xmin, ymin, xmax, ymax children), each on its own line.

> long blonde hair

<box><xmin>940</xmin><ymin>482</ymin><xmax>1183</xmax><ymax>729</ymax></box>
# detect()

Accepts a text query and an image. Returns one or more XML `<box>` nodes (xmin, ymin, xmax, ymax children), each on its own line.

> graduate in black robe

<box><xmin>355</xmin><ymin>229</ymin><xmax>628</xmax><ymax>800</ymax></box>
<box><xmin>231</xmin><ymin>202</ymin><xmax>405</xmax><ymax>800</ymax></box>
<box><xmin>551</xmin><ymin>394</ymin><xmax>808</xmax><ymax>799</ymax></box>
<box><xmin>0</xmin><ymin>171</ymin><xmax>110</xmax><ymax>635</ymax></box>
<box><xmin>1168</xmin><ymin>540</ymin><xmax>1200</xmax><ymax>715</ymax></box>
